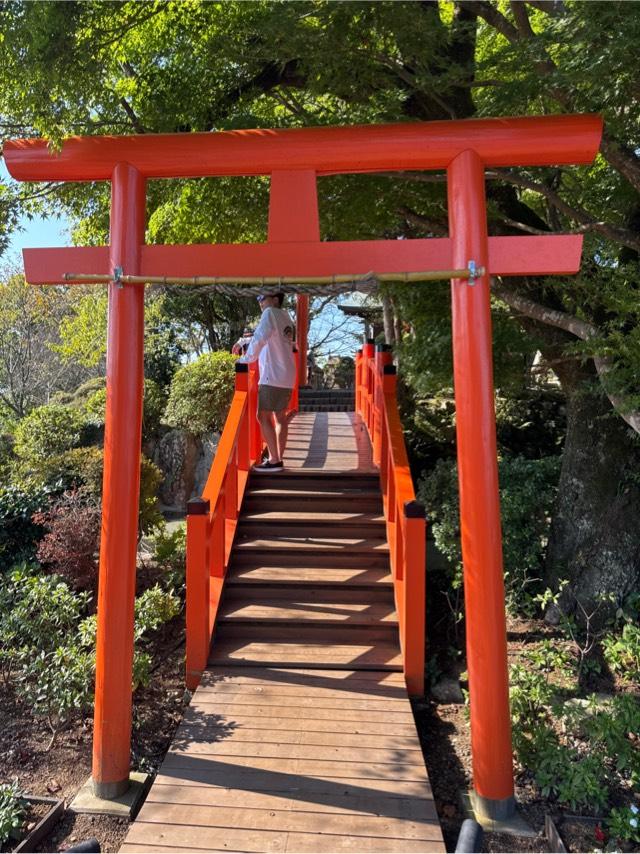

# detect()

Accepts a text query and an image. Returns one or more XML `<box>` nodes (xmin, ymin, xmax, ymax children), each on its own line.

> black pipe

<box><xmin>66</xmin><ymin>838</ymin><xmax>101</xmax><ymax>852</ymax></box>
<box><xmin>455</xmin><ymin>818</ymin><xmax>484</xmax><ymax>853</ymax></box>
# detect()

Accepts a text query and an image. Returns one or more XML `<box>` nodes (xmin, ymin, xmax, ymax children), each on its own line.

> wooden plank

<box><xmin>160</xmin><ymin>755</ymin><xmax>430</xmax><ymax>783</ymax></box>
<box><xmin>241</xmin><ymin>511</ymin><xmax>385</xmax><ymax>523</ymax></box>
<box><xmin>286</xmin><ymin>831</ymin><xmax>445</xmax><ymax>852</ymax></box>
<box><xmin>185</xmin><ymin>703</ymin><xmax>414</xmax><ymax>724</ymax></box>
<box><xmin>209</xmin><ymin>641</ymin><xmax>402</xmax><ymax>664</ymax></box>
<box><xmin>152</xmin><ymin>771</ymin><xmax>433</xmax><ymax>797</ymax></box>
<box><xmin>234</xmin><ymin>537</ymin><xmax>389</xmax><ymax>551</ymax></box>
<box><xmin>145</xmin><ymin>785</ymin><xmax>438</xmax><ymax>821</ymax></box>
<box><xmin>227</xmin><ymin>567</ymin><xmax>392</xmax><ymax>585</ymax></box>
<box><xmin>190</xmin><ymin>694</ymin><xmax>410</xmax><ymax>713</ymax></box>
<box><xmin>171</xmin><ymin>727</ymin><xmax>421</xmax><ymax>751</ymax></box>
<box><xmin>218</xmin><ymin>602</ymin><xmax>398</xmax><ymax>623</ymax></box>
<box><xmin>201</xmin><ymin>667</ymin><xmax>406</xmax><ymax>683</ymax></box>
<box><xmin>167</xmin><ymin>742</ymin><xmax>426</xmax><ymax>766</ymax></box>
<box><xmin>135</xmin><ymin>802</ymin><xmax>443</xmax><ymax>841</ymax></box>
<box><xmin>125</xmin><ymin>822</ymin><xmax>441</xmax><ymax>853</ymax></box>
<box><xmin>174</xmin><ymin>715</ymin><xmax>419</xmax><ymax>739</ymax></box>
<box><xmin>124</xmin><ymin>822</ymin><xmax>288</xmax><ymax>852</ymax></box>
<box><xmin>194</xmin><ymin>683</ymin><xmax>407</xmax><ymax>701</ymax></box>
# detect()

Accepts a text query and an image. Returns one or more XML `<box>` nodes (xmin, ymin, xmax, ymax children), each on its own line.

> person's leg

<box><xmin>274</xmin><ymin>408</ymin><xmax>289</xmax><ymax>463</ymax></box>
<box><xmin>257</xmin><ymin>409</ymin><xmax>279</xmax><ymax>462</ymax></box>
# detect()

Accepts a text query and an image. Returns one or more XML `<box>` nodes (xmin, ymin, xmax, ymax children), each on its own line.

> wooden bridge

<box><xmin>121</xmin><ymin>353</ymin><xmax>445</xmax><ymax>853</ymax></box>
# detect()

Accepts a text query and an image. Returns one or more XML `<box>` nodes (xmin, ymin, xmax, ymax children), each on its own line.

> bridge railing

<box><xmin>355</xmin><ymin>342</ymin><xmax>426</xmax><ymax>696</ymax></box>
<box><xmin>185</xmin><ymin>361</ymin><xmax>261</xmax><ymax>689</ymax></box>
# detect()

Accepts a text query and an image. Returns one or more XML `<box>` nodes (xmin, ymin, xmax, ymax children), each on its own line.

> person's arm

<box><xmin>237</xmin><ymin>309</ymin><xmax>275</xmax><ymax>363</ymax></box>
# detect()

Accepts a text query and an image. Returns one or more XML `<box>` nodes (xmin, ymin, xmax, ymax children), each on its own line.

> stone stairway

<box><xmin>298</xmin><ymin>388</ymin><xmax>355</xmax><ymax>412</ymax></box>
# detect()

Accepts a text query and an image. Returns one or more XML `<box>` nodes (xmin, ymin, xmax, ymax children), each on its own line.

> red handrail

<box><xmin>356</xmin><ymin>344</ymin><xmax>426</xmax><ymax>697</ymax></box>
<box><xmin>185</xmin><ymin>361</ymin><xmax>261</xmax><ymax>689</ymax></box>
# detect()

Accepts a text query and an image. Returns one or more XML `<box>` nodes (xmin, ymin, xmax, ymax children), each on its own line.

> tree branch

<box><xmin>492</xmin><ymin>278</ymin><xmax>640</xmax><ymax>434</ymax></box>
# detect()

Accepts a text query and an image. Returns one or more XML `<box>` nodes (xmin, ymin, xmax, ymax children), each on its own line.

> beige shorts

<box><xmin>258</xmin><ymin>384</ymin><xmax>292</xmax><ymax>412</ymax></box>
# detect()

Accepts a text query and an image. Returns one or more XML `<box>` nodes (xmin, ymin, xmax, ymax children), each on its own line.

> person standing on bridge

<box><xmin>237</xmin><ymin>292</ymin><xmax>296</xmax><ymax>472</ymax></box>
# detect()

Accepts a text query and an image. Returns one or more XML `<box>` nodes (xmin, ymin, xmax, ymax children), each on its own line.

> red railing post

<box><xmin>355</xmin><ymin>349</ymin><xmax>363</xmax><ymax>415</ymax></box>
<box><xmin>248</xmin><ymin>362</ymin><xmax>261</xmax><ymax>463</ymax></box>
<box><xmin>403</xmin><ymin>500</ymin><xmax>426</xmax><ymax>698</ymax></box>
<box><xmin>363</xmin><ymin>339</ymin><xmax>375</xmax><ymax>432</ymax></box>
<box><xmin>210</xmin><ymin>497</ymin><xmax>225</xmax><ymax>579</ymax></box>
<box><xmin>373</xmin><ymin>345</ymin><xmax>393</xmax><ymax>465</ymax></box>
<box><xmin>448</xmin><ymin>148</ymin><xmax>514</xmax><ymax>816</ymax></box>
<box><xmin>235</xmin><ymin>364</ymin><xmax>250</xmax><ymax>472</ymax></box>
<box><xmin>185</xmin><ymin>497</ymin><xmax>210</xmax><ymax>691</ymax></box>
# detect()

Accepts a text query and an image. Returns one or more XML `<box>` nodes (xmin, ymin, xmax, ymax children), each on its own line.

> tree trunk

<box><xmin>545</xmin><ymin>361</ymin><xmax>640</xmax><ymax>622</ymax></box>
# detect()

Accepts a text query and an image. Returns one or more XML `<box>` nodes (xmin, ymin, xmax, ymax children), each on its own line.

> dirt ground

<box><xmin>0</xmin><ymin>614</ymin><xmax>187</xmax><ymax>853</ymax></box>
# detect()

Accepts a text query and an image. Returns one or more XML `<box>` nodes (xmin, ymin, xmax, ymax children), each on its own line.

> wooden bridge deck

<box><xmin>121</xmin><ymin>413</ymin><xmax>445</xmax><ymax>853</ymax></box>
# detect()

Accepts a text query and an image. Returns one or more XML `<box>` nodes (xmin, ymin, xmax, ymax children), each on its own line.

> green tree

<box><xmin>1</xmin><ymin>1</ymin><xmax>639</xmax><ymax>610</ymax></box>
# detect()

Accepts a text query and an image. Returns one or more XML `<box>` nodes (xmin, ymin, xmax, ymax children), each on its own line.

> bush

<box><xmin>510</xmin><ymin>655</ymin><xmax>640</xmax><ymax>812</ymax></box>
<box><xmin>0</xmin><ymin>781</ymin><xmax>26</xmax><ymax>847</ymax></box>
<box><xmin>602</xmin><ymin>623</ymin><xmax>640</xmax><ymax>684</ymax></box>
<box><xmin>33</xmin><ymin>489</ymin><xmax>101</xmax><ymax>591</ymax></box>
<box><xmin>0</xmin><ymin>482</ymin><xmax>54</xmax><ymax>570</ymax></box>
<box><xmin>418</xmin><ymin>455</ymin><xmax>561</xmax><ymax>613</ymax></box>
<box><xmin>0</xmin><ymin>565</ymin><xmax>90</xmax><ymax>683</ymax></box>
<box><xmin>152</xmin><ymin>521</ymin><xmax>186</xmax><ymax>589</ymax></box>
<box><xmin>164</xmin><ymin>351</ymin><xmax>236</xmax><ymax>434</ymax></box>
<box><xmin>13</xmin><ymin>403</ymin><xmax>89</xmax><ymax>462</ymax></box>
<box><xmin>139</xmin><ymin>456</ymin><xmax>164</xmax><ymax>534</ymax></box>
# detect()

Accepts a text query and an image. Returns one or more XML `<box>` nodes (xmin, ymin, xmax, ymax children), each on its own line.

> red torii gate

<box><xmin>4</xmin><ymin>114</ymin><xmax>602</xmax><ymax>819</ymax></box>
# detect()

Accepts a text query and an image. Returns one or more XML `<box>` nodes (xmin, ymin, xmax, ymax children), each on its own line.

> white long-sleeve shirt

<box><xmin>237</xmin><ymin>307</ymin><xmax>296</xmax><ymax>388</ymax></box>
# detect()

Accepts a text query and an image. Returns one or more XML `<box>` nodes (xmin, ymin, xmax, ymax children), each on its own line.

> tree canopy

<box><xmin>1</xmin><ymin>0</ymin><xmax>639</xmax><ymax>607</ymax></box>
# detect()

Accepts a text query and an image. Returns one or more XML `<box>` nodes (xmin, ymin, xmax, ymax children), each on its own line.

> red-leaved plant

<box><xmin>33</xmin><ymin>488</ymin><xmax>101</xmax><ymax>592</ymax></box>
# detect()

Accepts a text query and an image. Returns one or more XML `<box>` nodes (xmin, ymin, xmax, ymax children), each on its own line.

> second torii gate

<box><xmin>4</xmin><ymin>113</ymin><xmax>602</xmax><ymax>820</ymax></box>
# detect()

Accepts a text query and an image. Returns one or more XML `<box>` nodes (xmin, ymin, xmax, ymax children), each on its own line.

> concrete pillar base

<box><xmin>69</xmin><ymin>772</ymin><xmax>150</xmax><ymax>818</ymax></box>
<box><xmin>460</xmin><ymin>791</ymin><xmax>537</xmax><ymax>838</ymax></box>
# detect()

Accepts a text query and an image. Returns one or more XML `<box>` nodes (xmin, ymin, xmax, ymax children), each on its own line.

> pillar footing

<box><xmin>460</xmin><ymin>791</ymin><xmax>536</xmax><ymax>838</ymax></box>
<box><xmin>69</xmin><ymin>772</ymin><xmax>150</xmax><ymax>818</ymax></box>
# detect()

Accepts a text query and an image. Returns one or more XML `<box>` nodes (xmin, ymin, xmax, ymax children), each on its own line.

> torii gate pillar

<box><xmin>449</xmin><ymin>150</ymin><xmax>514</xmax><ymax>815</ymax></box>
<box><xmin>92</xmin><ymin>163</ymin><xmax>146</xmax><ymax>797</ymax></box>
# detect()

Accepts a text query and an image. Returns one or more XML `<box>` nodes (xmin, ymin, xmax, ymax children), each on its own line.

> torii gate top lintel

<box><xmin>5</xmin><ymin>113</ymin><xmax>602</xmax><ymax>181</ymax></box>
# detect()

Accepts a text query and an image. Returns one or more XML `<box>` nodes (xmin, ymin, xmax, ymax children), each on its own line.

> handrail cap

<box><xmin>187</xmin><ymin>497</ymin><xmax>210</xmax><ymax>515</ymax></box>
<box><xmin>383</xmin><ymin>364</ymin><xmax>397</xmax><ymax>375</ymax></box>
<box><xmin>404</xmin><ymin>499</ymin><xmax>426</xmax><ymax>519</ymax></box>
<box><xmin>235</xmin><ymin>362</ymin><xmax>249</xmax><ymax>373</ymax></box>
<box><xmin>366</xmin><ymin>337</ymin><xmax>375</xmax><ymax>345</ymax></box>
<box><xmin>376</xmin><ymin>343</ymin><xmax>393</xmax><ymax>352</ymax></box>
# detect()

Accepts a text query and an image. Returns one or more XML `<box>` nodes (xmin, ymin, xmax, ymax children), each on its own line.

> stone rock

<box><xmin>430</xmin><ymin>676</ymin><xmax>465</xmax><ymax>704</ymax></box>
<box><xmin>153</xmin><ymin>429</ymin><xmax>219</xmax><ymax>510</ymax></box>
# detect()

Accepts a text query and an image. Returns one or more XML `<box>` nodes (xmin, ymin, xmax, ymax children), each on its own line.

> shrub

<box><xmin>33</xmin><ymin>489</ymin><xmax>101</xmax><ymax>591</ymax></box>
<box><xmin>602</xmin><ymin>623</ymin><xmax>640</xmax><ymax>684</ymax></box>
<box><xmin>13</xmin><ymin>403</ymin><xmax>89</xmax><ymax>462</ymax></box>
<box><xmin>152</xmin><ymin>521</ymin><xmax>186</xmax><ymax>589</ymax></box>
<box><xmin>139</xmin><ymin>456</ymin><xmax>164</xmax><ymax>535</ymax></box>
<box><xmin>0</xmin><ymin>482</ymin><xmax>54</xmax><ymax>570</ymax></box>
<box><xmin>418</xmin><ymin>455</ymin><xmax>561</xmax><ymax>613</ymax></box>
<box><xmin>0</xmin><ymin>565</ymin><xmax>90</xmax><ymax>683</ymax></box>
<box><xmin>0</xmin><ymin>781</ymin><xmax>26</xmax><ymax>847</ymax></box>
<box><xmin>164</xmin><ymin>351</ymin><xmax>236</xmax><ymax>434</ymax></box>
<box><xmin>18</xmin><ymin>644</ymin><xmax>94</xmax><ymax>747</ymax></box>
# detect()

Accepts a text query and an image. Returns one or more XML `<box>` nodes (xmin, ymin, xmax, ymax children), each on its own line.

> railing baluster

<box><xmin>403</xmin><ymin>501</ymin><xmax>426</xmax><ymax>697</ymax></box>
<box><xmin>185</xmin><ymin>497</ymin><xmax>210</xmax><ymax>691</ymax></box>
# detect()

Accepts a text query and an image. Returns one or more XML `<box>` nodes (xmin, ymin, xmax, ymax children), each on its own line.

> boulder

<box><xmin>153</xmin><ymin>429</ymin><xmax>219</xmax><ymax>510</ymax></box>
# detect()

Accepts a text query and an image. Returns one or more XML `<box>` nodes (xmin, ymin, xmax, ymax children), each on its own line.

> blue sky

<box><xmin>1</xmin><ymin>160</ymin><xmax>69</xmax><ymax>264</ymax></box>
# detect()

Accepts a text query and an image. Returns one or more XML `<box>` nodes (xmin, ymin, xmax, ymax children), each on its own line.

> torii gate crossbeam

<box><xmin>4</xmin><ymin>114</ymin><xmax>603</xmax><ymax>821</ymax></box>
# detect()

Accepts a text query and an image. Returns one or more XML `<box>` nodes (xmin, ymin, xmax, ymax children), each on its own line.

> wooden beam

<box><xmin>22</xmin><ymin>234</ymin><xmax>583</xmax><ymax>285</ymax></box>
